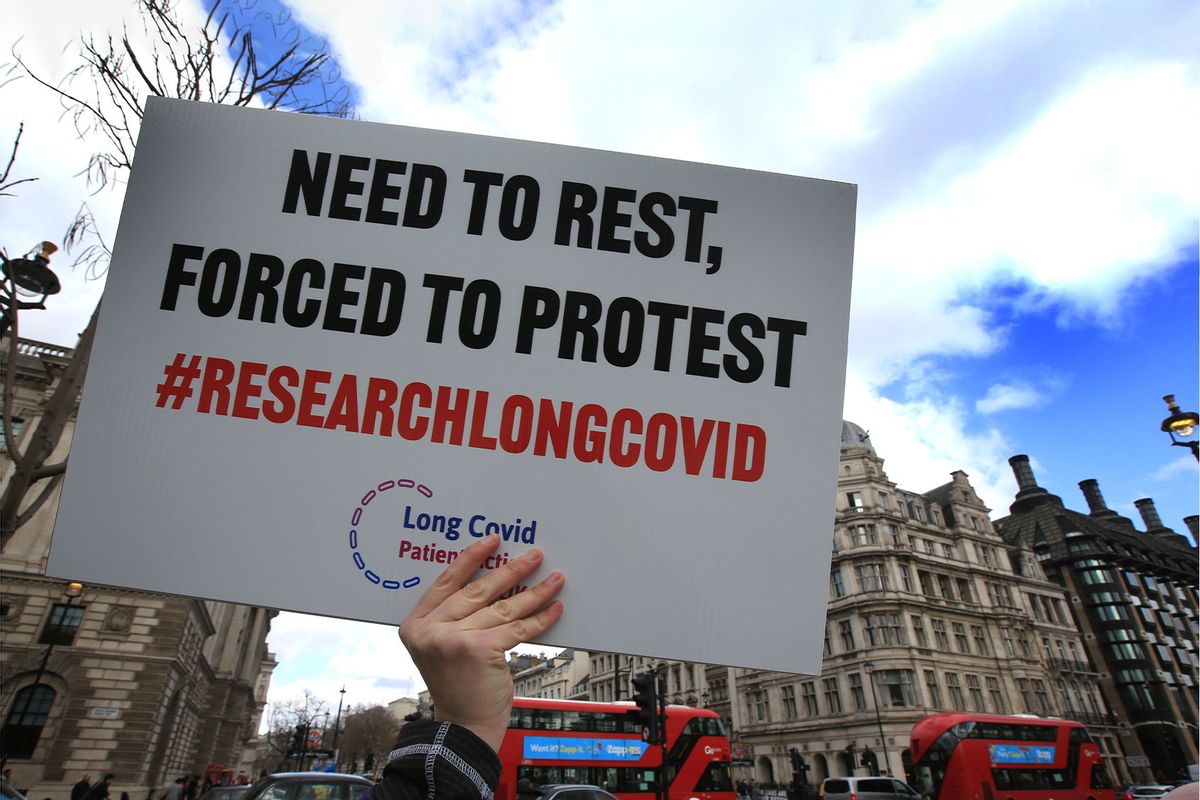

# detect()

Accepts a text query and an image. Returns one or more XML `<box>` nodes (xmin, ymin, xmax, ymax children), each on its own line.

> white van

<box><xmin>819</xmin><ymin>776</ymin><xmax>922</xmax><ymax>800</ymax></box>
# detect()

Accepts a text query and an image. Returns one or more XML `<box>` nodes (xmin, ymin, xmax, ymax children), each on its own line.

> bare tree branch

<box><xmin>3</xmin><ymin>0</ymin><xmax>354</xmax><ymax>544</ymax></box>
<box><xmin>338</xmin><ymin>705</ymin><xmax>401</xmax><ymax>773</ymax></box>
<box><xmin>14</xmin><ymin>473</ymin><xmax>64</xmax><ymax>530</ymax></box>
<box><xmin>16</xmin><ymin>0</ymin><xmax>352</xmax><ymax>193</ymax></box>
<box><xmin>0</xmin><ymin>122</ymin><xmax>39</xmax><ymax>195</ymax></box>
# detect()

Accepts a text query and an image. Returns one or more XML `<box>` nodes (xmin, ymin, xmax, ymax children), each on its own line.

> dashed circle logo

<box><xmin>346</xmin><ymin>478</ymin><xmax>430</xmax><ymax>591</ymax></box>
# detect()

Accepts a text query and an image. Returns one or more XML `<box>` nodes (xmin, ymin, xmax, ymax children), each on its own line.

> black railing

<box><xmin>1047</xmin><ymin>657</ymin><xmax>1098</xmax><ymax>674</ymax></box>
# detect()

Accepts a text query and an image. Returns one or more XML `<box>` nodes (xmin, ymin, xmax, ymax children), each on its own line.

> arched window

<box><xmin>2</xmin><ymin>684</ymin><xmax>56</xmax><ymax>758</ymax></box>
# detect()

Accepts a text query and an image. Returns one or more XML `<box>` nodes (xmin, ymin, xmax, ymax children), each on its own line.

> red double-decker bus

<box><xmin>495</xmin><ymin>697</ymin><xmax>735</xmax><ymax>800</ymax></box>
<box><xmin>909</xmin><ymin>712</ymin><xmax>1116</xmax><ymax>800</ymax></box>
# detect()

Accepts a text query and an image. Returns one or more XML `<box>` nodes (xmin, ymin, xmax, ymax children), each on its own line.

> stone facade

<box><xmin>386</xmin><ymin>696</ymin><xmax>419</xmax><ymax>725</ymax></box>
<box><xmin>512</xmin><ymin>650</ymin><xmax>591</xmax><ymax>701</ymax></box>
<box><xmin>1</xmin><ymin>338</ymin><xmax>277</xmax><ymax>796</ymax></box>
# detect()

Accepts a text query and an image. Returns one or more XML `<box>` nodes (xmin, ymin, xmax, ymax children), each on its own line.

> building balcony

<box><xmin>1064</xmin><ymin>711</ymin><xmax>1119</xmax><ymax>728</ymax></box>
<box><xmin>1047</xmin><ymin>658</ymin><xmax>1099</xmax><ymax>674</ymax></box>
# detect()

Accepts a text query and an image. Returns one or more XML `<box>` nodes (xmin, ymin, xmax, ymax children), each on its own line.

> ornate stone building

<box><xmin>513</xmin><ymin>650</ymin><xmax>591</xmax><ymax>701</ymax></box>
<box><xmin>701</xmin><ymin>424</ymin><xmax>1124</xmax><ymax>787</ymax></box>
<box><xmin>403</xmin><ymin>420</ymin><xmax>1195</xmax><ymax>788</ymax></box>
<box><xmin>580</xmin><ymin>423</ymin><xmax>1193</xmax><ymax>789</ymax></box>
<box><xmin>994</xmin><ymin>455</ymin><xmax>1199</xmax><ymax>783</ymax></box>
<box><xmin>1</xmin><ymin>338</ymin><xmax>277</xmax><ymax>796</ymax></box>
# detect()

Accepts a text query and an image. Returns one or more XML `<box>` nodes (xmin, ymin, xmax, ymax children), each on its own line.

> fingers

<box><xmin>400</xmin><ymin>540</ymin><xmax>564</xmax><ymax>638</ymax></box>
<box><xmin>461</xmin><ymin>568</ymin><xmax>565</xmax><ymax>631</ymax></box>
<box><xmin>479</xmin><ymin>596</ymin><xmax>566</xmax><ymax>653</ymax></box>
<box><xmin>428</xmin><ymin>546</ymin><xmax>549</xmax><ymax>622</ymax></box>
<box><xmin>407</xmin><ymin>535</ymin><xmax>503</xmax><ymax>618</ymax></box>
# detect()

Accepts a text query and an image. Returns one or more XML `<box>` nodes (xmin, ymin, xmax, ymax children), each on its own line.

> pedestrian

<box><xmin>515</xmin><ymin>778</ymin><xmax>538</xmax><ymax>800</ymax></box>
<box><xmin>120</xmin><ymin>792</ymin><xmax>130</xmax><ymax>800</ymax></box>
<box><xmin>83</xmin><ymin>774</ymin><xmax>115</xmax><ymax>800</ymax></box>
<box><xmin>71</xmin><ymin>775</ymin><xmax>93</xmax><ymax>800</ymax></box>
<box><xmin>750</xmin><ymin>779</ymin><xmax>762</xmax><ymax>800</ymax></box>
<box><xmin>160</xmin><ymin>777</ymin><xmax>185</xmax><ymax>800</ymax></box>
<box><xmin>736</xmin><ymin>779</ymin><xmax>749</xmax><ymax>800</ymax></box>
<box><xmin>372</xmin><ymin>535</ymin><xmax>565</xmax><ymax>799</ymax></box>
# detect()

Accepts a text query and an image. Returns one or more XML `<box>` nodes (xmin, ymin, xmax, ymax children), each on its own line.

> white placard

<box><xmin>48</xmin><ymin>98</ymin><xmax>855</xmax><ymax>672</ymax></box>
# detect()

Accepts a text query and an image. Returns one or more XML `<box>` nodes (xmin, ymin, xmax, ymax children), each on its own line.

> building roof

<box><xmin>840</xmin><ymin>420</ymin><xmax>874</xmax><ymax>452</ymax></box>
<box><xmin>994</xmin><ymin>457</ymin><xmax>1197</xmax><ymax>585</ymax></box>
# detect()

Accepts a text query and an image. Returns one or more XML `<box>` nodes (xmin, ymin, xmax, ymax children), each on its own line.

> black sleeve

<box><xmin>371</xmin><ymin>720</ymin><xmax>502</xmax><ymax>800</ymax></box>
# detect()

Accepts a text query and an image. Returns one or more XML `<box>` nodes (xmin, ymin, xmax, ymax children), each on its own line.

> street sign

<box><xmin>47</xmin><ymin>97</ymin><xmax>856</xmax><ymax>672</ymax></box>
<box><xmin>87</xmin><ymin>707</ymin><xmax>121</xmax><ymax>719</ymax></box>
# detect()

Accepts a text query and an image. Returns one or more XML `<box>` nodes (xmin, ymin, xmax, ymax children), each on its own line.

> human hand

<box><xmin>399</xmin><ymin>534</ymin><xmax>565</xmax><ymax>751</ymax></box>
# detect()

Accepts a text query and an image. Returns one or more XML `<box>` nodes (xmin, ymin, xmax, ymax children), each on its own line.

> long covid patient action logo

<box><xmin>346</xmin><ymin>477</ymin><xmax>539</xmax><ymax>594</ymax></box>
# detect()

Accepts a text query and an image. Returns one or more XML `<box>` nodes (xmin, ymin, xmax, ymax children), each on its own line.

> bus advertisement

<box><xmin>497</xmin><ymin>697</ymin><xmax>735</xmax><ymax>800</ymax></box>
<box><xmin>910</xmin><ymin>712</ymin><xmax>1117</xmax><ymax>800</ymax></box>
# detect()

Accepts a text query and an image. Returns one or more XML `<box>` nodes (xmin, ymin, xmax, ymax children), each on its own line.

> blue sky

<box><xmin>7</xmin><ymin>0</ymin><xmax>1198</xmax><ymax>717</ymax></box>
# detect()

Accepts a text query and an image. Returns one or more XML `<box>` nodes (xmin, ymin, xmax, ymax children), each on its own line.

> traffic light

<box><xmin>789</xmin><ymin>748</ymin><xmax>808</xmax><ymax>780</ymax></box>
<box><xmin>632</xmin><ymin>671</ymin><xmax>660</xmax><ymax>743</ymax></box>
<box><xmin>844</xmin><ymin>742</ymin><xmax>857</xmax><ymax>769</ymax></box>
<box><xmin>292</xmin><ymin>723</ymin><xmax>306</xmax><ymax>752</ymax></box>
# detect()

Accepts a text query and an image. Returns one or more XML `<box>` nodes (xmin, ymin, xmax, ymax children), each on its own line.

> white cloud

<box><xmin>1150</xmin><ymin>454</ymin><xmax>1200</xmax><ymax>483</ymax></box>
<box><xmin>843</xmin><ymin>372</ymin><xmax>1019</xmax><ymax>516</ymax></box>
<box><xmin>976</xmin><ymin>382</ymin><xmax>1044</xmax><ymax>415</ymax></box>
<box><xmin>975</xmin><ymin>375</ymin><xmax>1067</xmax><ymax>415</ymax></box>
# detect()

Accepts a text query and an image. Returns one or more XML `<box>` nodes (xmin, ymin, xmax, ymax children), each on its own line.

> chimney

<box><xmin>1134</xmin><ymin>498</ymin><xmax>1169</xmax><ymax>533</ymax></box>
<box><xmin>1010</xmin><ymin>455</ymin><xmax>1038</xmax><ymax>490</ymax></box>
<box><xmin>1185</xmin><ymin>516</ymin><xmax>1198</xmax><ymax>541</ymax></box>
<box><xmin>1078</xmin><ymin>479</ymin><xmax>1108</xmax><ymax>514</ymax></box>
<box><xmin>1077</xmin><ymin>478</ymin><xmax>1132</xmax><ymax>527</ymax></box>
<box><xmin>1007</xmin><ymin>455</ymin><xmax>1061</xmax><ymax>514</ymax></box>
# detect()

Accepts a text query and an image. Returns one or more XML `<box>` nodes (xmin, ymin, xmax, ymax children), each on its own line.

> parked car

<box><xmin>534</xmin><ymin>785</ymin><xmax>620</xmax><ymax>800</ymax></box>
<box><xmin>0</xmin><ymin>778</ymin><xmax>28</xmax><ymax>800</ymax></box>
<box><xmin>1119</xmin><ymin>787</ymin><xmax>1175</xmax><ymax>799</ymax></box>
<box><xmin>820</xmin><ymin>776</ymin><xmax>922</xmax><ymax>800</ymax></box>
<box><xmin>198</xmin><ymin>787</ymin><xmax>251</xmax><ymax>800</ymax></box>
<box><xmin>241</xmin><ymin>772</ymin><xmax>373</xmax><ymax>800</ymax></box>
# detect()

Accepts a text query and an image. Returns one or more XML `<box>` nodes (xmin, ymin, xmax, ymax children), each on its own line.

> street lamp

<box><xmin>30</xmin><ymin>581</ymin><xmax>85</xmax><ymax>689</ymax></box>
<box><xmin>332</xmin><ymin>685</ymin><xmax>346</xmax><ymax>755</ymax></box>
<box><xmin>0</xmin><ymin>239</ymin><xmax>96</xmax><ymax>551</ymax></box>
<box><xmin>862</xmin><ymin>661</ymin><xmax>889</xmax><ymax>776</ymax></box>
<box><xmin>1160</xmin><ymin>395</ymin><xmax>1199</xmax><ymax>460</ymax></box>
<box><xmin>1</xmin><ymin>241</ymin><xmax>61</xmax><ymax>339</ymax></box>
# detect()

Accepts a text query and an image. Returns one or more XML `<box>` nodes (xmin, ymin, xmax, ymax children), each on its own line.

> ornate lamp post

<box><xmin>1</xmin><ymin>240</ymin><xmax>99</xmax><ymax>551</ymax></box>
<box><xmin>863</xmin><ymin>661</ymin><xmax>890</xmax><ymax>775</ymax></box>
<box><xmin>0</xmin><ymin>241</ymin><xmax>61</xmax><ymax>339</ymax></box>
<box><xmin>332</xmin><ymin>685</ymin><xmax>346</xmax><ymax>751</ymax></box>
<box><xmin>1160</xmin><ymin>395</ymin><xmax>1199</xmax><ymax>460</ymax></box>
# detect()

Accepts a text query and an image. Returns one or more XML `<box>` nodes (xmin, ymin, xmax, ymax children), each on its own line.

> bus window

<box><xmin>532</xmin><ymin>709</ymin><xmax>562</xmax><ymax>730</ymax></box>
<box><xmin>1090</xmin><ymin>762</ymin><xmax>1114</xmax><ymax>789</ymax></box>
<box><xmin>694</xmin><ymin>762</ymin><xmax>733</xmax><ymax>792</ymax></box>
